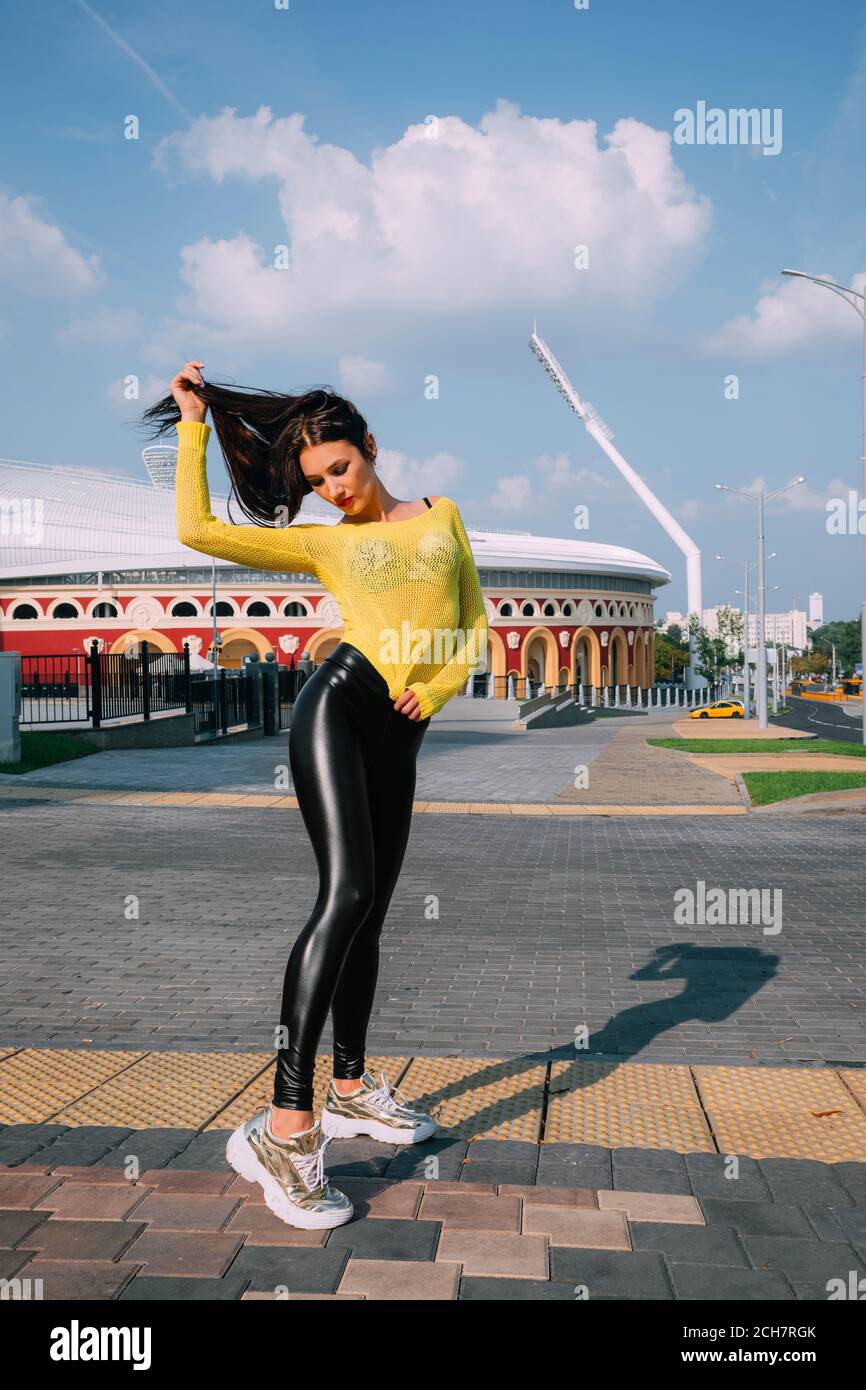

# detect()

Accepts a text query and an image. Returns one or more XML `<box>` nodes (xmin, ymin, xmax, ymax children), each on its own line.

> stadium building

<box><xmin>0</xmin><ymin>451</ymin><xmax>670</xmax><ymax>693</ymax></box>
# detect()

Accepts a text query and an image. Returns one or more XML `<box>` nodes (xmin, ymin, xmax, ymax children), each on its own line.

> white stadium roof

<box><xmin>0</xmin><ymin>457</ymin><xmax>670</xmax><ymax>588</ymax></box>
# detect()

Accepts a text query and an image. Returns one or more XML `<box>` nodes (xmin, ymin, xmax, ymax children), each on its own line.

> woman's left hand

<box><xmin>393</xmin><ymin>690</ymin><xmax>422</xmax><ymax>721</ymax></box>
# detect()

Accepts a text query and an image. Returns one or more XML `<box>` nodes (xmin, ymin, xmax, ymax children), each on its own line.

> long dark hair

<box><xmin>139</xmin><ymin>378</ymin><xmax>373</xmax><ymax>526</ymax></box>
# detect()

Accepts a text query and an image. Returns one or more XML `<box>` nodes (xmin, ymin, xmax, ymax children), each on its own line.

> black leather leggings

<box><xmin>273</xmin><ymin>642</ymin><xmax>431</xmax><ymax>1110</ymax></box>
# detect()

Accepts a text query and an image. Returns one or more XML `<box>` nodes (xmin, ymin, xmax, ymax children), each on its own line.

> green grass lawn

<box><xmin>742</xmin><ymin>770</ymin><xmax>866</xmax><ymax>806</ymax></box>
<box><xmin>647</xmin><ymin>737</ymin><xmax>866</xmax><ymax>756</ymax></box>
<box><xmin>0</xmin><ymin>731</ymin><xmax>98</xmax><ymax>775</ymax></box>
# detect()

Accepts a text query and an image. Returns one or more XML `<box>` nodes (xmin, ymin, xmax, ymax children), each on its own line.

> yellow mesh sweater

<box><xmin>174</xmin><ymin>420</ymin><xmax>489</xmax><ymax>721</ymax></box>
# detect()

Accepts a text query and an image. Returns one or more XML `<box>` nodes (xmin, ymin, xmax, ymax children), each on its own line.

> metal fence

<box><xmin>190</xmin><ymin>669</ymin><xmax>260</xmax><ymax>738</ymax></box>
<box><xmin>277</xmin><ymin>665</ymin><xmax>308</xmax><ymax>731</ymax></box>
<box><xmin>18</xmin><ymin>644</ymin><xmax>706</xmax><ymax>735</ymax></box>
<box><xmin>20</xmin><ymin>641</ymin><xmax>205</xmax><ymax>730</ymax></box>
<box><xmin>91</xmin><ymin>645</ymin><xmax>191</xmax><ymax>725</ymax></box>
<box><xmin>21</xmin><ymin>653</ymin><xmax>91</xmax><ymax>725</ymax></box>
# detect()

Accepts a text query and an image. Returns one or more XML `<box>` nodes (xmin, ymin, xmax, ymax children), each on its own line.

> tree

<box><xmin>654</xmin><ymin>635</ymin><xmax>688</xmax><ymax>682</ymax></box>
<box><xmin>688</xmin><ymin>607</ymin><xmax>743</xmax><ymax>691</ymax></box>
<box><xmin>810</xmin><ymin>618</ymin><xmax>861</xmax><ymax>673</ymax></box>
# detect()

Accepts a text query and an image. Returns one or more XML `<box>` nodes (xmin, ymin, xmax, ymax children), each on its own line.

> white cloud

<box><xmin>487</xmin><ymin>474</ymin><xmax>534</xmax><ymax>513</ymax></box>
<box><xmin>147</xmin><ymin>100</ymin><xmax>712</xmax><ymax>355</ymax></box>
<box><xmin>481</xmin><ymin>451</ymin><xmax>633</xmax><ymax>517</ymax></box>
<box><xmin>373</xmin><ymin>447</ymin><xmax>462</xmax><ymax>499</ymax></box>
<box><xmin>705</xmin><ymin>271</ymin><xmax>865</xmax><ymax>360</ymax></box>
<box><xmin>683</xmin><ymin>475</ymin><xmax>861</xmax><ymax>522</ymax></box>
<box><xmin>0</xmin><ymin>191</ymin><xmax>101</xmax><ymax>294</ymax></box>
<box><xmin>337</xmin><ymin>355</ymin><xmax>395</xmax><ymax>396</ymax></box>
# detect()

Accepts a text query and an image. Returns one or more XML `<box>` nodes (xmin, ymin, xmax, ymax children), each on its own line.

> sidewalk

<box><xmin>2</xmin><ymin>1048</ymin><xmax>865</xmax><ymax>1300</ymax></box>
<box><xmin>3</xmin><ymin>709</ymin><xmax>747</xmax><ymax>814</ymax></box>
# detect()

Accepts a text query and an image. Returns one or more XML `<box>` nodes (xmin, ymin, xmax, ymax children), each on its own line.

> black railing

<box><xmin>88</xmin><ymin>640</ymin><xmax>192</xmax><ymax>727</ymax></box>
<box><xmin>277</xmin><ymin>665</ymin><xmax>308</xmax><ymax>731</ymax></box>
<box><xmin>190</xmin><ymin>668</ymin><xmax>260</xmax><ymax>738</ymax></box>
<box><xmin>21</xmin><ymin>653</ymin><xmax>91</xmax><ymax>724</ymax></box>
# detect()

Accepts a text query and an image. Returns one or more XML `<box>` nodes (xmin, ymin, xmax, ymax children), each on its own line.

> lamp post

<box><xmin>782</xmin><ymin>268</ymin><xmax>865</xmax><ymax>743</ymax></box>
<box><xmin>813</xmin><ymin>635</ymin><xmax>837</xmax><ymax>686</ymax></box>
<box><xmin>719</xmin><ymin>552</ymin><xmax>775</xmax><ymax>719</ymax></box>
<box><xmin>715</xmin><ymin>480</ymin><xmax>805</xmax><ymax>728</ymax></box>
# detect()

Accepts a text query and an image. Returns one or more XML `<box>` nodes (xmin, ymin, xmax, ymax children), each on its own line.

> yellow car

<box><xmin>689</xmin><ymin>700</ymin><xmax>745</xmax><ymax>720</ymax></box>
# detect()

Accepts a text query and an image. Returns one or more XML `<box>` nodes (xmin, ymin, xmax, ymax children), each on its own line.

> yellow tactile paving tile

<box><xmin>693</xmin><ymin>1065</ymin><xmax>866</xmax><ymax>1162</ymax></box>
<box><xmin>710</xmin><ymin>1115</ymin><xmax>866</xmax><ymax>1162</ymax></box>
<box><xmin>839</xmin><ymin>1070</ymin><xmax>866</xmax><ymax>1109</ymax></box>
<box><xmin>0</xmin><ymin>1048</ymin><xmax>143</xmax><ymax>1124</ymax></box>
<box><xmin>187</xmin><ymin>793</ymin><xmax>250</xmax><ymax>806</ymax></box>
<box><xmin>396</xmin><ymin>1057</ymin><xmax>546</xmax><ymax>1141</ymax></box>
<box><xmin>1</xmin><ymin>1048</ymin><xmax>865</xmax><ymax>1158</ymax></box>
<box><xmin>0</xmin><ymin>786</ymin><xmax>747</xmax><ymax>815</ymax></box>
<box><xmin>56</xmin><ymin>1051</ymin><xmax>275</xmax><ymax>1128</ymax></box>
<box><xmin>141</xmin><ymin>792</ymin><xmax>216</xmax><ymax>804</ymax></box>
<box><xmin>203</xmin><ymin>1055</ymin><xmax>412</xmax><ymax>1130</ymax></box>
<box><xmin>545</xmin><ymin>1060</ymin><xmax>715</xmax><ymax>1152</ymax></box>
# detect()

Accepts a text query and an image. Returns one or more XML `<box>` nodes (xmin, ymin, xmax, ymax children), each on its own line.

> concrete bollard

<box><xmin>0</xmin><ymin>652</ymin><xmax>22</xmax><ymax>764</ymax></box>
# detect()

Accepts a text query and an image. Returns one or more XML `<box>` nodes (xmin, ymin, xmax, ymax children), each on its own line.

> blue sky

<box><xmin>2</xmin><ymin>0</ymin><xmax>866</xmax><ymax>620</ymax></box>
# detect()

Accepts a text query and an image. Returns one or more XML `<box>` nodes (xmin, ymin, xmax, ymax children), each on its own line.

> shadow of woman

<box><xmin>385</xmin><ymin>943</ymin><xmax>781</xmax><ymax>1147</ymax></box>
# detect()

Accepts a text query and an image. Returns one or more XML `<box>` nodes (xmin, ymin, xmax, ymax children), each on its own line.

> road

<box><xmin>772</xmin><ymin>695</ymin><xmax>864</xmax><ymax>744</ymax></box>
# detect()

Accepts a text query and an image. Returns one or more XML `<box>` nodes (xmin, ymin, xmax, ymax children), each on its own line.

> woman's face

<box><xmin>299</xmin><ymin>435</ymin><xmax>376</xmax><ymax>515</ymax></box>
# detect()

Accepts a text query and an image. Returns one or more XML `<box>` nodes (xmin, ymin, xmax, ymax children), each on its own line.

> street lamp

<box><xmin>715</xmin><ymin>479</ymin><xmax>805</xmax><ymax>728</ymax></box>
<box><xmin>717</xmin><ymin>552</ymin><xmax>776</xmax><ymax>718</ymax></box>
<box><xmin>813</xmin><ymin>634</ymin><xmax>837</xmax><ymax>686</ymax></box>
<box><xmin>782</xmin><ymin>268</ymin><xmax>865</xmax><ymax>743</ymax></box>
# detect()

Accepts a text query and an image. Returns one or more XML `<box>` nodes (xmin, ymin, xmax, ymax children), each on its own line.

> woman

<box><xmin>141</xmin><ymin>362</ymin><xmax>489</xmax><ymax>1229</ymax></box>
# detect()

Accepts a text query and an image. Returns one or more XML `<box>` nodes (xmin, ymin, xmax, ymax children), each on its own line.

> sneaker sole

<box><xmin>225</xmin><ymin>1124</ymin><xmax>354</xmax><ymax>1229</ymax></box>
<box><xmin>321</xmin><ymin>1108</ymin><xmax>438</xmax><ymax>1145</ymax></box>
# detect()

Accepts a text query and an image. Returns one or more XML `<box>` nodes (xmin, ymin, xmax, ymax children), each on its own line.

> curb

<box><xmin>734</xmin><ymin>771</ymin><xmax>753</xmax><ymax>813</ymax></box>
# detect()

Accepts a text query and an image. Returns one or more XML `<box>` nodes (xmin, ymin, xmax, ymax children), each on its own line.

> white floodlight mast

<box><xmin>529</xmin><ymin>326</ymin><xmax>705</xmax><ymax>689</ymax></box>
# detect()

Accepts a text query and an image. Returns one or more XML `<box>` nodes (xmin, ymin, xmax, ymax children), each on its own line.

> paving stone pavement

<box><xmin>1</xmin><ymin>799</ymin><xmax>864</xmax><ymax>1063</ymax></box>
<box><xmin>9</xmin><ymin>704</ymin><xmax>660</xmax><ymax>804</ymax></box>
<box><xmin>557</xmin><ymin>717</ymin><xmax>741</xmax><ymax>806</ymax></box>
<box><xmin>1</xmin><ymin>1134</ymin><xmax>864</xmax><ymax>1300</ymax></box>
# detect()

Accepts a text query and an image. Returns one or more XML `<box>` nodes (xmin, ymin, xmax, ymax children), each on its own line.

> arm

<box><xmin>407</xmin><ymin>502</ymin><xmax>489</xmax><ymax>720</ymax></box>
<box><xmin>175</xmin><ymin>419</ymin><xmax>317</xmax><ymax>573</ymax></box>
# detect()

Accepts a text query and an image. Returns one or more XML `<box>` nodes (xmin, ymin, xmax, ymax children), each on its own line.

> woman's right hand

<box><xmin>170</xmin><ymin>360</ymin><xmax>207</xmax><ymax>423</ymax></box>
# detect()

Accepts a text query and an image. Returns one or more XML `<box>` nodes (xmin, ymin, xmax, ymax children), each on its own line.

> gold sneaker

<box><xmin>320</xmin><ymin>1070</ymin><xmax>438</xmax><ymax>1145</ymax></box>
<box><xmin>225</xmin><ymin>1106</ymin><xmax>354</xmax><ymax>1229</ymax></box>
